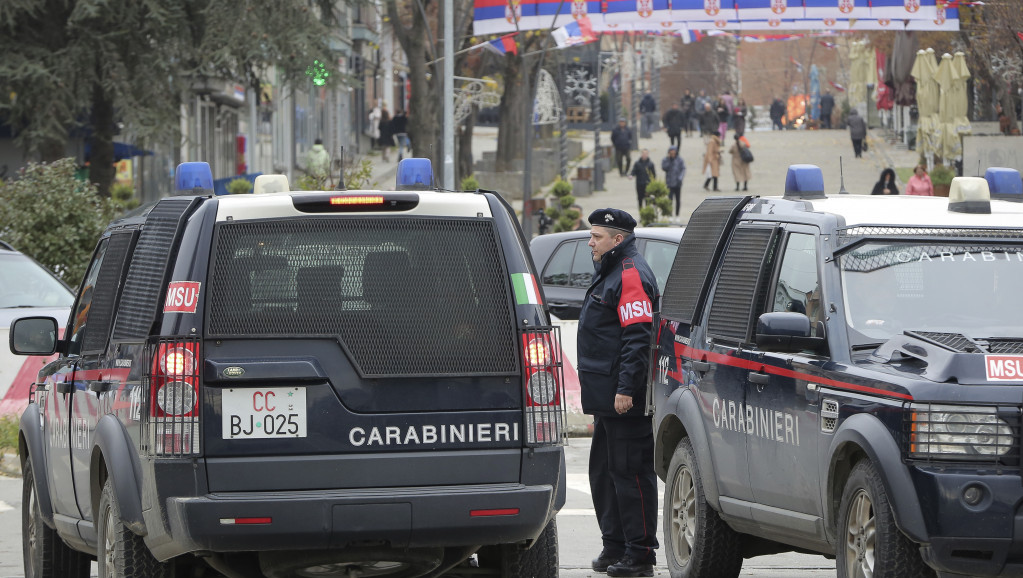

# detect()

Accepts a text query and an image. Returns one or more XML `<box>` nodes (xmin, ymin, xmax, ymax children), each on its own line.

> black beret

<box><xmin>588</xmin><ymin>208</ymin><xmax>636</xmax><ymax>233</ymax></box>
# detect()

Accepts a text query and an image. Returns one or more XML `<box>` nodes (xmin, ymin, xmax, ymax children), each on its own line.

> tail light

<box><xmin>142</xmin><ymin>337</ymin><xmax>201</xmax><ymax>457</ymax></box>
<box><xmin>521</xmin><ymin>327</ymin><xmax>566</xmax><ymax>446</ymax></box>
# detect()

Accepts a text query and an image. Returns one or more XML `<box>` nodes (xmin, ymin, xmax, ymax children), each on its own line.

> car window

<box><xmin>772</xmin><ymin>233</ymin><xmax>822</xmax><ymax>333</ymax></box>
<box><xmin>68</xmin><ymin>239</ymin><xmax>110</xmax><ymax>356</ymax></box>
<box><xmin>570</xmin><ymin>241</ymin><xmax>594</xmax><ymax>288</ymax></box>
<box><xmin>542</xmin><ymin>242</ymin><xmax>575</xmax><ymax>287</ymax></box>
<box><xmin>643</xmin><ymin>240</ymin><xmax>678</xmax><ymax>292</ymax></box>
<box><xmin>0</xmin><ymin>254</ymin><xmax>74</xmax><ymax>309</ymax></box>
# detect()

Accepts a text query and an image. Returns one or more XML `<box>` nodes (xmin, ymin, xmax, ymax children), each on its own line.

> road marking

<box><xmin>566</xmin><ymin>473</ymin><xmax>591</xmax><ymax>495</ymax></box>
<box><xmin>559</xmin><ymin>508</ymin><xmax>663</xmax><ymax>518</ymax></box>
<box><xmin>0</xmin><ymin>501</ymin><xmax>12</xmax><ymax>513</ymax></box>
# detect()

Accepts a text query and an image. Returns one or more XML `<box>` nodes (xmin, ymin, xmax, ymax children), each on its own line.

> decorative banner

<box><xmin>472</xmin><ymin>0</ymin><xmax>958</xmax><ymax>35</ymax></box>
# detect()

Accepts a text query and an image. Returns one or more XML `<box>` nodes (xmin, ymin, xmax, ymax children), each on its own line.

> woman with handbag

<box><xmin>702</xmin><ymin>130</ymin><xmax>722</xmax><ymax>191</ymax></box>
<box><xmin>728</xmin><ymin>134</ymin><xmax>752</xmax><ymax>191</ymax></box>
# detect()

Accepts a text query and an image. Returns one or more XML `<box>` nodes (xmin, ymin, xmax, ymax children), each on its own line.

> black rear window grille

<box><xmin>82</xmin><ymin>231</ymin><xmax>136</xmax><ymax>354</ymax></box>
<box><xmin>707</xmin><ymin>227</ymin><xmax>776</xmax><ymax>342</ymax></box>
<box><xmin>207</xmin><ymin>217</ymin><xmax>518</xmax><ymax>377</ymax></box>
<box><xmin>661</xmin><ymin>196</ymin><xmax>750</xmax><ymax>323</ymax></box>
<box><xmin>113</xmin><ymin>198</ymin><xmax>199</xmax><ymax>340</ymax></box>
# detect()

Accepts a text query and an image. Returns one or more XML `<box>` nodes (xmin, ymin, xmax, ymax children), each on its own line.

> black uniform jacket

<box><xmin>577</xmin><ymin>235</ymin><xmax>660</xmax><ymax>417</ymax></box>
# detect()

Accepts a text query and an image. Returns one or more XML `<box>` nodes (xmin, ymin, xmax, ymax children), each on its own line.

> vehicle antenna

<box><xmin>838</xmin><ymin>156</ymin><xmax>849</xmax><ymax>195</ymax></box>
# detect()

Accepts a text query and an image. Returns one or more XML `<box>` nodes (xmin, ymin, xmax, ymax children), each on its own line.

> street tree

<box><xmin>958</xmin><ymin>4</ymin><xmax>1023</xmax><ymax>128</ymax></box>
<box><xmin>386</xmin><ymin>0</ymin><xmax>474</xmax><ymax>168</ymax></box>
<box><xmin>0</xmin><ymin>0</ymin><xmax>337</xmax><ymax>196</ymax></box>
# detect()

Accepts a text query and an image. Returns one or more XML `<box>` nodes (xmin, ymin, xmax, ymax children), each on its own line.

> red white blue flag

<box><xmin>483</xmin><ymin>34</ymin><xmax>519</xmax><ymax>55</ymax></box>
<box><xmin>552</xmin><ymin>16</ymin><xmax>597</xmax><ymax>47</ymax></box>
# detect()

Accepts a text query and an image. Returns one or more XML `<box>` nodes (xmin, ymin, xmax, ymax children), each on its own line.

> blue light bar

<box><xmin>396</xmin><ymin>158</ymin><xmax>434</xmax><ymax>191</ymax></box>
<box><xmin>175</xmin><ymin>162</ymin><xmax>214</xmax><ymax>195</ymax></box>
<box><xmin>783</xmin><ymin>164</ymin><xmax>826</xmax><ymax>200</ymax></box>
<box><xmin>984</xmin><ymin>167</ymin><xmax>1022</xmax><ymax>203</ymax></box>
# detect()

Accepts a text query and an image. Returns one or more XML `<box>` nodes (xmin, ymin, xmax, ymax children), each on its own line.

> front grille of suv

<box><xmin>207</xmin><ymin>217</ymin><xmax>519</xmax><ymax>378</ymax></box>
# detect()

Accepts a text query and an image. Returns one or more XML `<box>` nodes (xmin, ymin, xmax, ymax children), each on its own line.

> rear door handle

<box><xmin>692</xmin><ymin>361</ymin><xmax>711</xmax><ymax>372</ymax></box>
<box><xmin>89</xmin><ymin>381</ymin><xmax>114</xmax><ymax>393</ymax></box>
<box><xmin>749</xmin><ymin>372</ymin><xmax>770</xmax><ymax>385</ymax></box>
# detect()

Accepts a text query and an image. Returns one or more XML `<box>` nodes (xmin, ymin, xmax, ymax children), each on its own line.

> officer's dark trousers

<box><xmin>589</xmin><ymin>415</ymin><xmax>659</xmax><ymax>563</ymax></box>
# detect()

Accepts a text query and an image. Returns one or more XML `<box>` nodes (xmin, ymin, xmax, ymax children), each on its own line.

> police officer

<box><xmin>578</xmin><ymin>208</ymin><xmax>659</xmax><ymax>578</ymax></box>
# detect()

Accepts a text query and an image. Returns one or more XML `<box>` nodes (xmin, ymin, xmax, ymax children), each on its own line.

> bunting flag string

<box><xmin>472</xmin><ymin>0</ymin><xmax>959</xmax><ymax>36</ymax></box>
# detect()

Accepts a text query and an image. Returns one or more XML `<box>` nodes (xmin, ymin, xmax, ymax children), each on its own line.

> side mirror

<box><xmin>10</xmin><ymin>317</ymin><xmax>59</xmax><ymax>356</ymax></box>
<box><xmin>756</xmin><ymin>312</ymin><xmax>827</xmax><ymax>354</ymax></box>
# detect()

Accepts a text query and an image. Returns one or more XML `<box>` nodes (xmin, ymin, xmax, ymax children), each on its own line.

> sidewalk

<box><xmin>359</xmin><ymin>123</ymin><xmax>919</xmax><ymax>227</ymax></box>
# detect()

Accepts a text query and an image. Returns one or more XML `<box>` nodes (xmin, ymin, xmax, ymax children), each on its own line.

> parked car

<box><xmin>650</xmin><ymin>166</ymin><xmax>1023</xmax><ymax>578</ymax></box>
<box><xmin>0</xmin><ymin>241</ymin><xmax>74</xmax><ymax>415</ymax></box>
<box><xmin>530</xmin><ymin>227</ymin><xmax>684</xmax><ymax>320</ymax></box>
<box><xmin>11</xmin><ymin>161</ymin><xmax>566</xmax><ymax>578</ymax></box>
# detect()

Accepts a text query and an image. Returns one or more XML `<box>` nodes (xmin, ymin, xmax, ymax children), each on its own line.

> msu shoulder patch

<box><xmin>618</xmin><ymin>260</ymin><xmax>652</xmax><ymax>326</ymax></box>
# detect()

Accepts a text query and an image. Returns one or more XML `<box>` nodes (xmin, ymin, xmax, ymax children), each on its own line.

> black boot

<box><xmin>735</xmin><ymin>182</ymin><xmax>740</xmax><ymax>191</ymax></box>
<box><xmin>592</xmin><ymin>550</ymin><xmax>624</xmax><ymax>573</ymax></box>
<box><xmin>712</xmin><ymin>177</ymin><xmax>720</xmax><ymax>191</ymax></box>
<box><xmin>607</xmin><ymin>555</ymin><xmax>654</xmax><ymax>578</ymax></box>
<box><xmin>743</xmin><ymin>181</ymin><xmax>748</xmax><ymax>191</ymax></box>
<box><xmin>703</xmin><ymin>178</ymin><xmax>711</xmax><ymax>191</ymax></box>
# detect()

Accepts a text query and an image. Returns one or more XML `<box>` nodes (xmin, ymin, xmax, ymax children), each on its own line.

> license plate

<box><xmin>222</xmin><ymin>387</ymin><xmax>307</xmax><ymax>439</ymax></box>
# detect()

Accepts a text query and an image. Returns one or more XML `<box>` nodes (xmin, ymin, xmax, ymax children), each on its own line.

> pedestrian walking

<box><xmin>368</xmin><ymin>103</ymin><xmax>382</xmax><ymax>148</ymax></box>
<box><xmin>770</xmin><ymin>97</ymin><xmax>786</xmax><ymax>130</ymax></box>
<box><xmin>661</xmin><ymin>146</ymin><xmax>686</xmax><ymax>217</ymax></box>
<box><xmin>699</xmin><ymin>102</ymin><xmax>717</xmax><ymax>136</ymax></box>
<box><xmin>716</xmin><ymin>99</ymin><xmax>729</xmax><ymax>140</ymax></box>
<box><xmin>378</xmin><ymin>105</ymin><xmax>394</xmax><ymax>161</ymax></box>
<box><xmin>702</xmin><ymin>130</ymin><xmax>722</xmax><ymax>191</ymax></box>
<box><xmin>871</xmin><ymin>168</ymin><xmax>900</xmax><ymax>195</ymax></box>
<box><xmin>733</xmin><ymin>99</ymin><xmax>748</xmax><ymax>137</ymax></box>
<box><xmin>847</xmin><ymin>108</ymin><xmax>867</xmax><ymax>158</ymax></box>
<box><xmin>661</xmin><ymin>104</ymin><xmax>685</xmax><ymax>148</ymax></box>
<box><xmin>680</xmin><ymin>90</ymin><xmax>695</xmax><ymax>136</ymax></box>
<box><xmin>630</xmin><ymin>150</ymin><xmax>656</xmax><ymax>210</ymax></box>
<box><xmin>579</xmin><ymin>208</ymin><xmax>660</xmax><ymax>578</ymax></box>
<box><xmin>728</xmin><ymin>134</ymin><xmax>752</xmax><ymax>191</ymax></box>
<box><xmin>611</xmin><ymin>119</ymin><xmax>633</xmax><ymax>177</ymax></box>
<box><xmin>391</xmin><ymin>109</ymin><xmax>409</xmax><ymax>159</ymax></box>
<box><xmin>639</xmin><ymin>93</ymin><xmax>658</xmax><ymax>138</ymax></box>
<box><xmin>820</xmin><ymin>90</ymin><xmax>835</xmax><ymax>129</ymax></box>
<box><xmin>305</xmin><ymin>138</ymin><xmax>331</xmax><ymax>186</ymax></box>
<box><xmin>694</xmin><ymin>90</ymin><xmax>709</xmax><ymax>133</ymax></box>
<box><xmin>905</xmin><ymin>165</ymin><xmax>934</xmax><ymax>196</ymax></box>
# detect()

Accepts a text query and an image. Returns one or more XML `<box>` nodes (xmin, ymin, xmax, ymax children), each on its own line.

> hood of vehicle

<box><xmin>0</xmin><ymin>306</ymin><xmax>70</xmax><ymax>329</ymax></box>
<box><xmin>872</xmin><ymin>331</ymin><xmax>1023</xmax><ymax>385</ymax></box>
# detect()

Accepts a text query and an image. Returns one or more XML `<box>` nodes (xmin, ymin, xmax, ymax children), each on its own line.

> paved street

<box><xmin>0</xmin><ymin>437</ymin><xmax>837</xmax><ymax>577</ymax></box>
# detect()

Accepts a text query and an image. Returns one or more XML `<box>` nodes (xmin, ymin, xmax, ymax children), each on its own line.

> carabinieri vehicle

<box><xmin>647</xmin><ymin>165</ymin><xmax>1023</xmax><ymax>578</ymax></box>
<box><xmin>10</xmin><ymin>160</ymin><xmax>566</xmax><ymax>578</ymax></box>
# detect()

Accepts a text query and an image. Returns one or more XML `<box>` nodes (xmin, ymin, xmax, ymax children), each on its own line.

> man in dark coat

<box><xmin>639</xmin><ymin>93</ymin><xmax>657</xmax><ymax>138</ymax></box>
<box><xmin>680</xmin><ymin>89</ymin><xmax>696</xmax><ymax>136</ymax></box>
<box><xmin>629</xmin><ymin>150</ymin><xmax>656</xmax><ymax>210</ymax></box>
<box><xmin>847</xmin><ymin>108</ymin><xmax>867</xmax><ymax>158</ymax></box>
<box><xmin>820</xmin><ymin>90</ymin><xmax>836</xmax><ymax>129</ymax></box>
<box><xmin>579</xmin><ymin>208</ymin><xmax>660</xmax><ymax>578</ymax></box>
<box><xmin>611</xmin><ymin>119</ymin><xmax>633</xmax><ymax>176</ymax></box>
<box><xmin>661</xmin><ymin>104</ymin><xmax>685</xmax><ymax>148</ymax></box>
<box><xmin>698</xmin><ymin>102</ymin><xmax>718</xmax><ymax>136</ymax></box>
<box><xmin>769</xmin><ymin>97</ymin><xmax>785</xmax><ymax>130</ymax></box>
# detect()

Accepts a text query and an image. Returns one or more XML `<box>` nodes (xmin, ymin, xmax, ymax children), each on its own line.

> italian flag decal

<box><xmin>512</xmin><ymin>273</ymin><xmax>542</xmax><ymax>305</ymax></box>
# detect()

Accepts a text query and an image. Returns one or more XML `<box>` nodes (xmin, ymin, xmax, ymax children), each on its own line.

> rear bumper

<box><xmin>154</xmin><ymin>483</ymin><xmax>555</xmax><ymax>560</ymax></box>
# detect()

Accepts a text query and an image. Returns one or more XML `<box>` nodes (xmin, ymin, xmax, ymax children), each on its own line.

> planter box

<box><xmin>577</xmin><ymin>166</ymin><xmax>593</xmax><ymax>181</ymax></box>
<box><xmin>933</xmin><ymin>183</ymin><xmax>951</xmax><ymax>197</ymax></box>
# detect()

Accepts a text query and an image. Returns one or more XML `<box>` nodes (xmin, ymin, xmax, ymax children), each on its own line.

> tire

<box><xmin>836</xmin><ymin>460</ymin><xmax>935</xmax><ymax>578</ymax></box>
<box><xmin>479</xmin><ymin>518</ymin><xmax>558</xmax><ymax>578</ymax></box>
<box><xmin>663</xmin><ymin>438</ymin><xmax>742</xmax><ymax>578</ymax></box>
<box><xmin>260</xmin><ymin>548</ymin><xmax>444</xmax><ymax>578</ymax></box>
<box><xmin>97</xmin><ymin>478</ymin><xmax>170</xmax><ymax>578</ymax></box>
<box><xmin>22</xmin><ymin>459</ymin><xmax>90</xmax><ymax>578</ymax></box>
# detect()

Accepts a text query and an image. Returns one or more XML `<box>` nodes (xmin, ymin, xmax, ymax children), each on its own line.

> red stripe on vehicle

<box><xmin>673</xmin><ymin>342</ymin><xmax>913</xmax><ymax>401</ymax></box>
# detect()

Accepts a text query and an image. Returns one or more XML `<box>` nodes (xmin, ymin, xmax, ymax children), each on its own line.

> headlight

<box><xmin>909</xmin><ymin>404</ymin><xmax>1015</xmax><ymax>459</ymax></box>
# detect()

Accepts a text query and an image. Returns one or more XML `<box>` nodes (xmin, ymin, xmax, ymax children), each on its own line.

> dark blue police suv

<box><xmin>10</xmin><ymin>161</ymin><xmax>566</xmax><ymax>578</ymax></box>
<box><xmin>648</xmin><ymin>166</ymin><xmax>1023</xmax><ymax>578</ymax></box>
